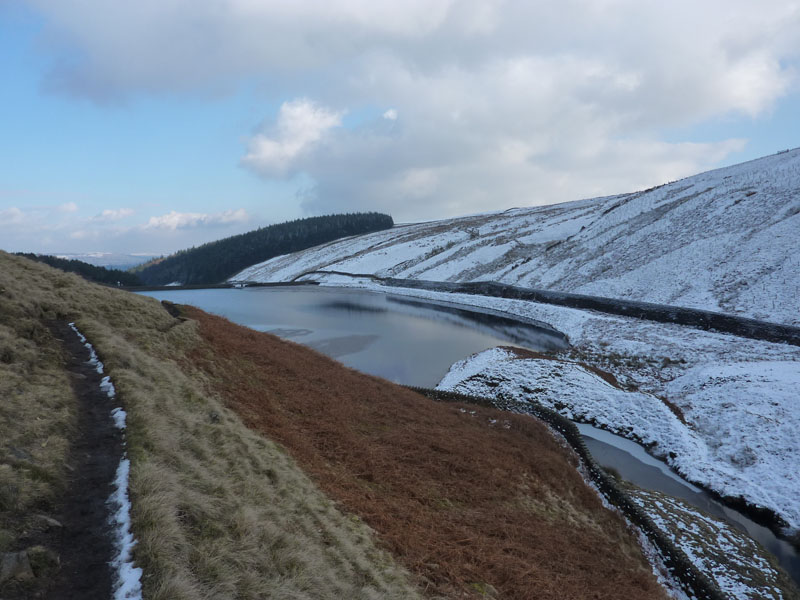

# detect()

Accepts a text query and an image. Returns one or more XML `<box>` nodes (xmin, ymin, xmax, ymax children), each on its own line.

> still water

<box><xmin>141</xmin><ymin>285</ymin><xmax>567</xmax><ymax>387</ymax></box>
<box><xmin>581</xmin><ymin>425</ymin><xmax>800</xmax><ymax>579</ymax></box>
<box><xmin>140</xmin><ymin>285</ymin><xmax>798</xmax><ymax>582</ymax></box>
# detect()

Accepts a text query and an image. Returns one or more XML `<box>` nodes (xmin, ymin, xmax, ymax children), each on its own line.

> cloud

<box><xmin>23</xmin><ymin>0</ymin><xmax>800</xmax><ymax>220</ymax></box>
<box><xmin>0</xmin><ymin>199</ymin><xmax>254</xmax><ymax>254</ymax></box>
<box><xmin>1</xmin><ymin>207</ymin><xmax>26</xmax><ymax>225</ymax></box>
<box><xmin>28</xmin><ymin>1</ymin><xmax>799</xmax><ymax>110</ymax></box>
<box><xmin>241</xmin><ymin>99</ymin><xmax>343</xmax><ymax>177</ymax></box>
<box><xmin>239</xmin><ymin>54</ymin><xmax>755</xmax><ymax>219</ymax></box>
<box><xmin>144</xmin><ymin>208</ymin><xmax>249</xmax><ymax>230</ymax></box>
<box><xmin>58</xmin><ymin>202</ymin><xmax>79</xmax><ymax>212</ymax></box>
<box><xmin>91</xmin><ymin>208</ymin><xmax>134</xmax><ymax>221</ymax></box>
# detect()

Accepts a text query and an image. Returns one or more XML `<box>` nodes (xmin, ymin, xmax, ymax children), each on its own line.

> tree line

<box><xmin>134</xmin><ymin>212</ymin><xmax>394</xmax><ymax>285</ymax></box>
<box><xmin>16</xmin><ymin>253</ymin><xmax>143</xmax><ymax>286</ymax></box>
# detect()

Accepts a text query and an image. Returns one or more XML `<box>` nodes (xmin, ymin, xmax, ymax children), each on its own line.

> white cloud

<box><xmin>23</xmin><ymin>0</ymin><xmax>800</xmax><ymax>220</ymax></box>
<box><xmin>59</xmin><ymin>202</ymin><xmax>79</xmax><ymax>212</ymax></box>
<box><xmin>0</xmin><ymin>207</ymin><xmax>26</xmax><ymax>225</ymax></box>
<box><xmin>241</xmin><ymin>99</ymin><xmax>343</xmax><ymax>177</ymax></box>
<box><xmin>0</xmin><ymin>201</ymin><xmax>255</xmax><ymax>254</ymax></box>
<box><xmin>92</xmin><ymin>208</ymin><xmax>134</xmax><ymax>221</ymax></box>
<box><xmin>144</xmin><ymin>209</ymin><xmax>249</xmax><ymax>230</ymax></box>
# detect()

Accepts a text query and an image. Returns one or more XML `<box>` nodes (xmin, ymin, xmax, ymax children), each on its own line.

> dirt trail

<box><xmin>42</xmin><ymin>321</ymin><xmax>121</xmax><ymax>599</ymax></box>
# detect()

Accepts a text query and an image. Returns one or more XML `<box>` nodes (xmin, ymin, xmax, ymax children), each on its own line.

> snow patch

<box><xmin>108</xmin><ymin>458</ymin><xmax>142</xmax><ymax>600</ymax></box>
<box><xmin>67</xmin><ymin>322</ymin><xmax>142</xmax><ymax>600</ymax></box>
<box><xmin>436</xmin><ymin>344</ymin><xmax>800</xmax><ymax>532</ymax></box>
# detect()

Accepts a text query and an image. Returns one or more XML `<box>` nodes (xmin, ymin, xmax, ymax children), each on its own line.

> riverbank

<box><xmin>182</xmin><ymin>304</ymin><xmax>672</xmax><ymax>599</ymax></box>
<box><xmin>122</xmin><ymin>280</ymin><xmax>317</xmax><ymax>292</ymax></box>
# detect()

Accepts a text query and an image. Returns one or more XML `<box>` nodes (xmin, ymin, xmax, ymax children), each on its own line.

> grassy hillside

<box><xmin>135</xmin><ymin>212</ymin><xmax>394</xmax><ymax>285</ymax></box>
<box><xmin>14</xmin><ymin>252</ymin><xmax>143</xmax><ymax>286</ymax></box>
<box><xmin>0</xmin><ymin>251</ymin><xmax>418</xmax><ymax>599</ymax></box>
<box><xmin>0</xmin><ymin>251</ymin><xmax>668</xmax><ymax>599</ymax></box>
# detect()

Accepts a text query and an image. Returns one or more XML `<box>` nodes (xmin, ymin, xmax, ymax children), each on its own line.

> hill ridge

<box><xmin>235</xmin><ymin>148</ymin><xmax>800</xmax><ymax>326</ymax></box>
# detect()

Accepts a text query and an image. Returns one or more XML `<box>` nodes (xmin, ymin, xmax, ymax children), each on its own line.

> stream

<box><xmin>140</xmin><ymin>285</ymin><xmax>799</xmax><ymax>583</ymax></box>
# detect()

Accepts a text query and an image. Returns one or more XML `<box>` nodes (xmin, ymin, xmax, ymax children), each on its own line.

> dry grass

<box><xmin>187</xmin><ymin>306</ymin><xmax>670</xmax><ymax>599</ymax></box>
<box><xmin>0</xmin><ymin>252</ymin><xmax>420</xmax><ymax>599</ymax></box>
<box><xmin>0</xmin><ymin>267</ymin><xmax>76</xmax><ymax>553</ymax></box>
<box><xmin>0</xmin><ymin>250</ymin><xmax>673</xmax><ymax>599</ymax></box>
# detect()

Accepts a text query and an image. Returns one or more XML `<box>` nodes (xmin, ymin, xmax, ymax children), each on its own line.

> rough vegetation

<box><xmin>0</xmin><ymin>262</ymin><xmax>77</xmax><ymax>597</ymax></box>
<box><xmin>1</xmin><ymin>251</ymin><xmax>674</xmax><ymax>599</ymax></box>
<box><xmin>185</xmin><ymin>305</ymin><xmax>669</xmax><ymax>599</ymax></box>
<box><xmin>134</xmin><ymin>212</ymin><xmax>394</xmax><ymax>285</ymax></box>
<box><xmin>626</xmin><ymin>485</ymin><xmax>800</xmax><ymax>600</ymax></box>
<box><xmin>0</xmin><ymin>251</ymin><xmax>418</xmax><ymax>599</ymax></box>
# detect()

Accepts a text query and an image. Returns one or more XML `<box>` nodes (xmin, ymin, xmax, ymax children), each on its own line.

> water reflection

<box><xmin>308</xmin><ymin>334</ymin><xmax>380</xmax><ymax>358</ymax></box>
<box><xmin>386</xmin><ymin>296</ymin><xmax>568</xmax><ymax>350</ymax></box>
<box><xmin>140</xmin><ymin>286</ymin><xmax>562</xmax><ymax>387</ymax></box>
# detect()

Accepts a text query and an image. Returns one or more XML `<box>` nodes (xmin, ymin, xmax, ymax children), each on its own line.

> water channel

<box><xmin>141</xmin><ymin>285</ymin><xmax>799</xmax><ymax>582</ymax></box>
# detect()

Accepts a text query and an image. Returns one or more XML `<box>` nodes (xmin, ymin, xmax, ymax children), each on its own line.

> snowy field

<box><xmin>235</xmin><ymin>148</ymin><xmax>800</xmax><ymax>326</ymax></box>
<box><xmin>436</xmin><ymin>344</ymin><xmax>800</xmax><ymax>535</ymax></box>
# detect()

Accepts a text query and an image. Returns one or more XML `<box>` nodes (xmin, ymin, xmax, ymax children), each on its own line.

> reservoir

<box><xmin>140</xmin><ymin>285</ymin><xmax>799</xmax><ymax>583</ymax></box>
<box><xmin>141</xmin><ymin>285</ymin><xmax>567</xmax><ymax>387</ymax></box>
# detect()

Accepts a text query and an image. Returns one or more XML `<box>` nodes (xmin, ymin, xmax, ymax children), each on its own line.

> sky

<box><xmin>1</xmin><ymin>0</ymin><xmax>798</xmax><ymax>255</ymax></box>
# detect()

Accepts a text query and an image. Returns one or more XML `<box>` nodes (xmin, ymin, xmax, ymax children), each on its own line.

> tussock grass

<box><xmin>0</xmin><ymin>261</ymin><xmax>76</xmax><ymax>553</ymax></box>
<box><xmin>0</xmin><ymin>252</ymin><xmax>420</xmax><ymax>599</ymax></box>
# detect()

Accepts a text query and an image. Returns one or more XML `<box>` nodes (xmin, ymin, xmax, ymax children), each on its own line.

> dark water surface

<box><xmin>140</xmin><ymin>286</ymin><xmax>566</xmax><ymax>387</ymax></box>
<box><xmin>140</xmin><ymin>285</ymin><xmax>799</xmax><ymax>583</ymax></box>
<box><xmin>580</xmin><ymin>425</ymin><xmax>800</xmax><ymax>580</ymax></box>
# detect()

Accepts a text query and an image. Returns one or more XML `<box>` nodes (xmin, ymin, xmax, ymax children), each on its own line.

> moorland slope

<box><xmin>0</xmin><ymin>251</ymin><xmax>668</xmax><ymax>599</ymax></box>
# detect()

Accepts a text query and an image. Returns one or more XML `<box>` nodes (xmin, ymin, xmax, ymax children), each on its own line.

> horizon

<box><xmin>1</xmin><ymin>0</ymin><xmax>799</xmax><ymax>255</ymax></box>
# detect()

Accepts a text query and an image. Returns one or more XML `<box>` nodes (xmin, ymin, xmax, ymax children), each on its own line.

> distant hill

<box><xmin>15</xmin><ymin>252</ymin><xmax>143</xmax><ymax>286</ymax></box>
<box><xmin>235</xmin><ymin>149</ymin><xmax>800</xmax><ymax>326</ymax></box>
<box><xmin>54</xmin><ymin>252</ymin><xmax>157</xmax><ymax>270</ymax></box>
<box><xmin>134</xmin><ymin>212</ymin><xmax>394</xmax><ymax>285</ymax></box>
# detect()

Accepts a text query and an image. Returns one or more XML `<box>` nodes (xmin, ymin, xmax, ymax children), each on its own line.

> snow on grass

<box><xmin>110</xmin><ymin>407</ymin><xmax>127</xmax><ymax>431</ymax></box>
<box><xmin>67</xmin><ymin>322</ymin><xmax>143</xmax><ymax>600</ymax></box>
<box><xmin>108</xmin><ymin>457</ymin><xmax>142</xmax><ymax>600</ymax></box>
<box><xmin>228</xmin><ymin>148</ymin><xmax>800</xmax><ymax>535</ymax></box>
<box><xmin>435</xmin><ymin>342</ymin><xmax>800</xmax><ymax>534</ymax></box>
<box><xmin>665</xmin><ymin>361</ymin><xmax>800</xmax><ymax>529</ymax></box>
<box><xmin>234</xmin><ymin>148</ymin><xmax>800</xmax><ymax>326</ymax></box>
<box><xmin>100</xmin><ymin>375</ymin><xmax>116</xmax><ymax>399</ymax></box>
<box><xmin>69</xmin><ymin>322</ymin><xmax>105</xmax><ymax>373</ymax></box>
<box><xmin>629</xmin><ymin>488</ymin><xmax>790</xmax><ymax>600</ymax></box>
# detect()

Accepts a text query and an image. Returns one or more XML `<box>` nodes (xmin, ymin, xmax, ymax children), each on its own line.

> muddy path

<box><xmin>42</xmin><ymin>321</ymin><xmax>122</xmax><ymax>599</ymax></box>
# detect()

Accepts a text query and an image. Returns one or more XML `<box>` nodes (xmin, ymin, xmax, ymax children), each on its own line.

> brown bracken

<box><xmin>185</xmin><ymin>306</ymin><xmax>667</xmax><ymax>600</ymax></box>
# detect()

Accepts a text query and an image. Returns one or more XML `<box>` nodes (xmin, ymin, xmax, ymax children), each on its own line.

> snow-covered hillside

<box><xmin>235</xmin><ymin>149</ymin><xmax>800</xmax><ymax>326</ymax></box>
